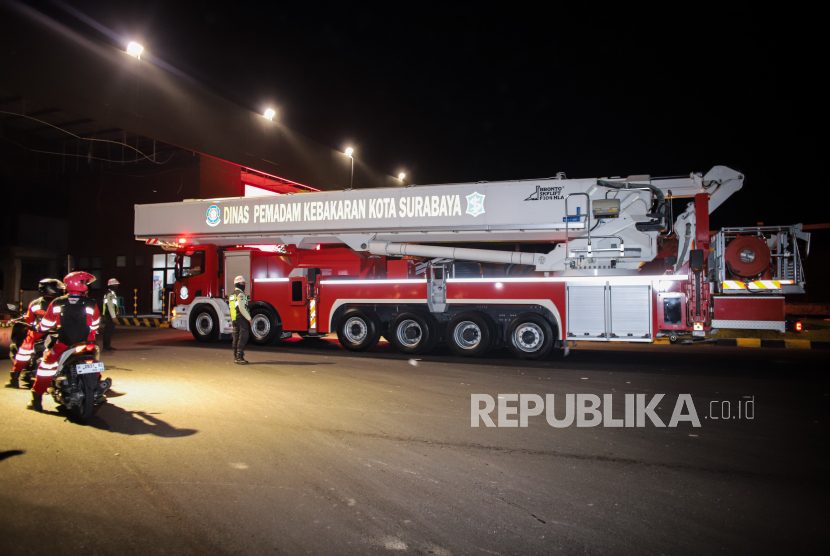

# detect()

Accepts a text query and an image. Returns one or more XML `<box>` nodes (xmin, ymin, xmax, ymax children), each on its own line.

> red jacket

<box><xmin>38</xmin><ymin>294</ymin><xmax>100</xmax><ymax>344</ymax></box>
<box><xmin>22</xmin><ymin>296</ymin><xmax>55</xmax><ymax>326</ymax></box>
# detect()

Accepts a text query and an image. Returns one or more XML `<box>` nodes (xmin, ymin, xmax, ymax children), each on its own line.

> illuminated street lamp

<box><xmin>345</xmin><ymin>148</ymin><xmax>354</xmax><ymax>189</ymax></box>
<box><xmin>126</xmin><ymin>42</ymin><xmax>144</xmax><ymax>59</ymax></box>
<box><xmin>264</xmin><ymin>108</ymin><xmax>276</xmax><ymax>121</ymax></box>
<box><xmin>398</xmin><ymin>173</ymin><xmax>406</xmax><ymax>181</ymax></box>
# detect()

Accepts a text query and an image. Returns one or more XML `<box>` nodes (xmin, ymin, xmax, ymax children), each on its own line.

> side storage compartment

<box><xmin>224</xmin><ymin>251</ymin><xmax>251</xmax><ymax>293</ymax></box>
<box><xmin>609</xmin><ymin>285</ymin><xmax>652</xmax><ymax>340</ymax></box>
<box><xmin>567</xmin><ymin>283</ymin><xmax>652</xmax><ymax>342</ymax></box>
<box><xmin>711</xmin><ymin>296</ymin><xmax>785</xmax><ymax>333</ymax></box>
<box><xmin>567</xmin><ymin>286</ymin><xmax>606</xmax><ymax>339</ymax></box>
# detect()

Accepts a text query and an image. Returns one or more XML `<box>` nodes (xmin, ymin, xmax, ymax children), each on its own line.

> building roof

<box><xmin>0</xmin><ymin>2</ymin><xmax>402</xmax><ymax>191</ymax></box>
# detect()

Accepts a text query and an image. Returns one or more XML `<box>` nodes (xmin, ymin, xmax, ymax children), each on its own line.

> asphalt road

<box><xmin>1</xmin><ymin>327</ymin><xmax>828</xmax><ymax>555</ymax></box>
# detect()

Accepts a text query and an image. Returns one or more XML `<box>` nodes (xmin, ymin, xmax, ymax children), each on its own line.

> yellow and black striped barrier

<box><xmin>652</xmin><ymin>337</ymin><xmax>828</xmax><ymax>349</ymax></box>
<box><xmin>115</xmin><ymin>317</ymin><xmax>169</xmax><ymax>328</ymax></box>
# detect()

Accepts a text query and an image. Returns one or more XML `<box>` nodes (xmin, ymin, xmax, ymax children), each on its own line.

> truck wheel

<box><xmin>506</xmin><ymin>313</ymin><xmax>554</xmax><ymax>360</ymax></box>
<box><xmin>190</xmin><ymin>306</ymin><xmax>220</xmax><ymax>343</ymax></box>
<box><xmin>445</xmin><ymin>311</ymin><xmax>494</xmax><ymax>357</ymax></box>
<box><xmin>389</xmin><ymin>312</ymin><xmax>437</xmax><ymax>355</ymax></box>
<box><xmin>250</xmin><ymin>307</ymin><xmax>282</xmax><ymax>346</ymax></box>
<box><xmin>336</xmin><ymin>308</ymin><xmax>380</xmax><ymax>352</ymax></box>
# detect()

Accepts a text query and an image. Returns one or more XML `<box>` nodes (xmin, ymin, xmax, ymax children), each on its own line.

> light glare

<box><xmin>345</xmin><ymin>148</ymin><xmax>354</xmax><ymax>157</ymax></box>
<box><xmin>264</xmin><ymin>108</ymin><xmax>276</xmax><ymax>120</ymax></box>
<box><xmin>126</xmin><ymin>42</ymin><xmax>144</xmax><ymax>58</ymax></box>
<box><xmin>398</xmin><ymin>173</ymin><xmax>405</xmax><ymax>180</ymax></box>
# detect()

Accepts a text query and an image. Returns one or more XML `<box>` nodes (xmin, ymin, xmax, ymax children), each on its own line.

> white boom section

<box><xmin>134</xmin><ymin>166</ymin><xmax>743</xmax><ymax>272</ymax></box>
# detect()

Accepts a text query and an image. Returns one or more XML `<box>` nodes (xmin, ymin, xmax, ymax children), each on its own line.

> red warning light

<box><xmin>795</xmin><ymin>321</ymin><xmax>803</xmax><ymax>332</ymax></box>
<box><xmin>178</xmin><ymin>238</ymin><xmax>187</xmax><ymax>244</ymax></box>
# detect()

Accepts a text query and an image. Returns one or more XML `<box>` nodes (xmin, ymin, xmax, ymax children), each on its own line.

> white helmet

<box><xmin>234</xmin><ymin>276</ymin><xmax>246</xmax><ymax>285</ymax></box>
<box><xmin>108</xmin><ymin>278</ymin><xmax>120</xmax><ymax>286</ymax></box>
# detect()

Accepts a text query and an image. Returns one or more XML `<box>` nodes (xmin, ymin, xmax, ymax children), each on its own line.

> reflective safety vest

<box><xmin>103</xmin><ymin>290</ymin><xmax>118</xmax><ymax>318</ymax></box>
<box><xmin>229</xmin><ymin>291</ymin><xmax>248</xmax><ymax>322</ymax></box>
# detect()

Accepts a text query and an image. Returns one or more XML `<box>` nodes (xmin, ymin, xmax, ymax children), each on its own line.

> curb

<box><xmin>654</xmin><ymin>338</ymin><xmax>829</xmax><ymax>349</ymax></box>
<box><xmin>116</xmin><ymin>317</ymin><xmax>169</xmax><ymax>328</ymax></box>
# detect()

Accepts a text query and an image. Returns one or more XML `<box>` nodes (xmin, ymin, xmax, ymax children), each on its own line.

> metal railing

<box><xmin>564</xmin><ymin>193</ymin><xmax>627</xmax><ymax>262</ymax></box>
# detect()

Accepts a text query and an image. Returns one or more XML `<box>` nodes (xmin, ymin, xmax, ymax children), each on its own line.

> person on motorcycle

<box><xmin>230</xmin><ymin>275</ymin><xmax>252</xmax><ymax>365</ymax></box>
<box><xmin>102</xmin><ymin>278</ymin><xmax>120</xmax><ymax>351</ymax></box>
<box><xmin>27</xmin><ymin>271</ymin><xmax>102</xmax><ymax>411</ymax></box>
<box><xmin>5</xmin><ymin>278</ymin><xmax>65</xmax><ymax>389</ymax></box>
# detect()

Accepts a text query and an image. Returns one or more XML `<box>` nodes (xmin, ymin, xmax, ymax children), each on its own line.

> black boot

<box><xmin>235</xmin><ymin>358</ymin><xmax>249</xmax><ymax>365</ymax></box>
<box><xmin>4</xmin><ymin>372</ymin><xmax>20</xmax><ymax>389</ymax></box>
<box><xmin>27</xmin><ymin>392</ymin><xmax>43</xmax><ymax>411</ymax></box>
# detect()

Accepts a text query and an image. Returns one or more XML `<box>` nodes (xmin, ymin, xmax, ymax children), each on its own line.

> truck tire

<box><xmin>190</xmin><ymin>305</ymin><xmax>220</xmax><ymax>343</ymax></box>
<box><xmin>250</xmin><ymin>306</ymin><xmax>282</xmax><ymax>346</ymax></box>
<box><xmin>389</xmin><ymin>312</ymin><xmax>437</xmax><ymax>355</ymax></box>
<box><xmin>506</xmin><ymin>313</ymin><xmax>554</xmax><ymax>360</ymax></box>
<box><xmin>336</xmin><ymin>308</ymin><xmax>380</xmax><ymax>352</ymax></box>
<box><xmin>445</xmin><ymin>311</ymin><xmax>494</xmax><ymax>358</ymax></box>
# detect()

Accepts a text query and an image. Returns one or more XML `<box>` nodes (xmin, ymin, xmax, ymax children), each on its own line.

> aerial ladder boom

<box><xmin>134</xmin><ymin>166</ymin><xmax>744</xmax><ymax>273</ymax></box>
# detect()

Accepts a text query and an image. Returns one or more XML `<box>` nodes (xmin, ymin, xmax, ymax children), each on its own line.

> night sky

<box><xmin>30</xmin><ymin>1</ymin><xmax>823</xmax><ymax>228</ymax></box>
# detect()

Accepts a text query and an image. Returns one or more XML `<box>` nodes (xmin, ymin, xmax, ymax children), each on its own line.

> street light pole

<box><xmin>345</xmin><ymin>148</ymin><xmax>354</xmax><ymax>189</ymax></box>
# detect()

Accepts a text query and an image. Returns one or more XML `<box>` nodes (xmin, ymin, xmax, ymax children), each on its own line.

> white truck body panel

<box><xmin>135</xmin><ymin>167</ymin><xmax>744</xmax><ymax>273</ymax></box>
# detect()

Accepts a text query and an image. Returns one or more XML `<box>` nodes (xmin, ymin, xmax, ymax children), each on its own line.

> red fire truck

<box><xmin>135</xmin><ymin>166</ymin><xmax>809</xmax><ymax>359</ymax></box>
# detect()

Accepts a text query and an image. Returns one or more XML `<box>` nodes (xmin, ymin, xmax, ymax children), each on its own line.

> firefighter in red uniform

<box><xmin>5</xmin><ymin>278</ymin><xmax>65</xmax><ymax>389</ymax></box>
<box><xmin>27</xmin><ymin>271</ymin><xmax>102</xmax><ymax>411</ymax></box>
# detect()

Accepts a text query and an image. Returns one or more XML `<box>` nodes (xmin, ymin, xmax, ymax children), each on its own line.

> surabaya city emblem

<box><xmin>465</xmin><ymin>192</ymin><xmax>486</xmax><ymax>217</ymax></box>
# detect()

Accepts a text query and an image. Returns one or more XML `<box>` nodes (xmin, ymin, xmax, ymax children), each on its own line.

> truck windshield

<box><xmin>177</xmin><ymin>250</ymin><xmax>205</xmax><ymax>278</ymax></box>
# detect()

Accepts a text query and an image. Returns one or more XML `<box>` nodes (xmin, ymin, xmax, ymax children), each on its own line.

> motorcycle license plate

<box><xmin>75</xmin><ymin>362</ymin><xmax>105</xmax><ymax>375</ymax></box>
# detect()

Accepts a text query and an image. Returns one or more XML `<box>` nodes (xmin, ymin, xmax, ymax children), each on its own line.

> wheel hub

<box><xmin>196</xmin><ymin>314</ymin><xmax>213</xmax><ymax>335</ymax></box>
<box><xmin>455</xmin><ymin>321</ymin><xmax>481</xmax><ymax>349</ymax></box>
<box><xmin>514</xmin><ymin>323</ymin><xmax>543</xmax><ymax>352</ymax></box>
<box><xmin>397</xmin><ymin>320</ymin><xmax>422</xmax><ymax>347</ymax></box>
<box><xmin>345</xmin><ymin>317</ymin><xmax>368</xmax><ymax>343</ymax></box>
<box><xmin>251</xmin><ymin>314</ymin><xmax>270</xmax><ymax>339</ymax></box>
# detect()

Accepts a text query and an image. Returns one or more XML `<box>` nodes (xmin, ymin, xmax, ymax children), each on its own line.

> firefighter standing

<box><xmin>5</xmin><ymin>278</ymin><xmax>65</xmax><ymax>389</ymax></box>
<box><xmin>102</xmin><ymin>278</ymin><xmax>119</xmax><ymax>350</ymax></box>
<box><xmin>28</xmin><ymin>271</ymin><xmax>101</xmax><ymax>411</ymax></box>
<box><xmin>230</xmin><ymin>276</ymin><xmax>252</xmax><ymax>364</ymax></box>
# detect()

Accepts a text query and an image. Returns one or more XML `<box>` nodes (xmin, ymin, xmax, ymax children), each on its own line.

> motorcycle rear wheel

<box><xmin>70</xmin><ymin>382</ymin><xmax>95</xmax><ymax>423</ymax></box>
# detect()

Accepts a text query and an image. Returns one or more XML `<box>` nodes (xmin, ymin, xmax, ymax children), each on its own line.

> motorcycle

<box><xmin>45</xmin><ymin>336</ymin><xmax>111</xmax><ymax>422</ymax></box>
<box><xmin>8</xmin><ymin>320</ymin><xmax>46</xmax><ymax>386</ymax></box>
<box><xmin>7</xmin><ymin>317</ymin><xmax>27</xmax><ymax>360</ymax></box>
